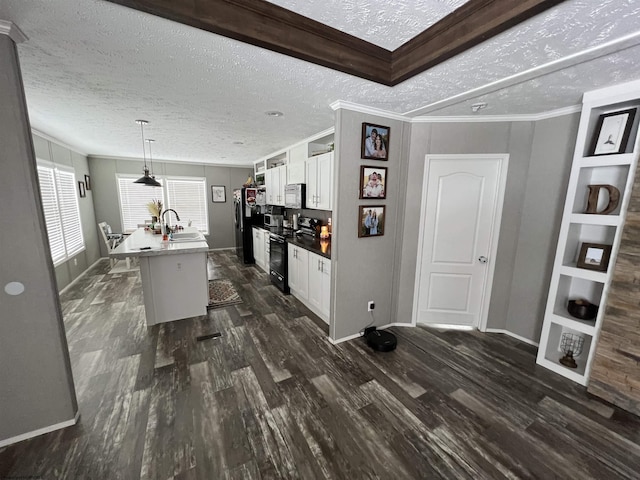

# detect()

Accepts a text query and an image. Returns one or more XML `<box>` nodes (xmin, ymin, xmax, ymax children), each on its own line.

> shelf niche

<box><xmin>583</xmin><ymin>99</ymin><xmax>640</xmax><ymax>158</ymax></box>
<box><xmin>571</xmin><ymin>165</ymin><xmax>630</xmax><ymax>215</ymax></box>
<box><xmin>544</xmin><ymin>323</ymin><xmax>593</xmax><ymax>377</ymax></box>
<box><xmin>553</xmin><ymin>274</ymin><xmax>603</xmax><ymax>328</ymax></box>
<box><xmin>562</xmin><ymin>223</ymin><xmax>616</xmax><ymax>269</ymax></box>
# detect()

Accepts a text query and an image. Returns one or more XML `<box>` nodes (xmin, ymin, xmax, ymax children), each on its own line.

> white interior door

<box><xmin>414</xmin><ymin>154</ymin><xmax>508</xmax><ymax>329</ymax></box>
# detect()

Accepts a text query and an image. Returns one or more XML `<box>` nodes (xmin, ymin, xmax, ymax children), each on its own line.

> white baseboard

<box><xmin>0</xmin><ymin>410</ymin><xmax>79</xmax><ymax>448</ymax></box>
<box><xmin>328</xmin><ymin>322</ymin><xmax>414</xmax><ymax>344</ymax></box>
<box><xmin>485</xmin><ymin>328</ymin><xmax>539</xmax><ymax>347</ymax></box>
<box><xmin>59</xmin><ymin>258</ymin><xmax>104</xmax><ymax>294</ymax></box>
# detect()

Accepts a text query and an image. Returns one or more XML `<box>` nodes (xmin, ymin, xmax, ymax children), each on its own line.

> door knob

<box><xmin>478</xmin><ymin>256</ymin><xmax>488</xmax><ymax>264</ymax></box>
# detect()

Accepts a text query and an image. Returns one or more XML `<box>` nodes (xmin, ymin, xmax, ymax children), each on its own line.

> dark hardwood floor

<box><xmin>2</xmin><ymin>250</ymin><xmax>640</xmax><ymax>479</ymax></box>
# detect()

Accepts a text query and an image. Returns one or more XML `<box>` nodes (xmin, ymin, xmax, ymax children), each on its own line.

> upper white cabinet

<box><xmin>265</xmin><ymin>165</ymin><xmax>287</xmax><ymax>206</ymax></box>
<box><xmin>287</xmin><ymin>162</ymin><xmax>305</xmax><ymax>184</ymax></box>
<box><xmin>536</xmin><ymin>81</ymin><xmax>640</xmax><ymax>385</ymax></box>
<box><xmin>306</xmin><ymin>152</ymin><xmax>333</xmax><ymax>210</ymax></box>
<box><xmin>254</xmin><ymin>128</ymin><xmax>334</xmax><ymax>208</ymax></box>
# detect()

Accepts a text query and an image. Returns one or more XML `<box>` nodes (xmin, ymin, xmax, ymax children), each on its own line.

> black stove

<box><xmin>268</xmin><ymin>217</ymin><xmax>322</xmax><ymax>294</ymax></box>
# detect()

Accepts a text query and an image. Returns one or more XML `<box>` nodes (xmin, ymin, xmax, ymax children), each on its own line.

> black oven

<box><xmin>269</xmin><ymin>232</ymin><xmax>289</xmax><ymax>294</ymax></box>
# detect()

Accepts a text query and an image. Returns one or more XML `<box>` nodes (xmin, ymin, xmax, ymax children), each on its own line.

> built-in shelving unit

<box><xmin>254</xmin><ymin>128</ymin><xmax>334</xmax><ymax>209</ymax></box>
<box><xmin>536</xmin><ymin>82</ymin><xmax>640</xmax><ymax>385</ymax></box>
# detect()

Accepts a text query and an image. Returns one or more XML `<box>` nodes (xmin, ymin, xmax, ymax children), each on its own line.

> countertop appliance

<box><xmin>297</xmin><ymin>216</ymin><xmax>321</xmax><ymax>237</ymax></box>
<box><xmin>284</xmin><ymin>183</ymin><xmax>306</xmax><ymax>209</ymax></box>
<box><xmin>264</xmin><ymin>205</ymin><xmax>284</xmax><ymax>228</ymax></box>
<box><xmin>233</xmin><ymin>187</ymin><xmax>265</xmax><ymax>264</ymax></box>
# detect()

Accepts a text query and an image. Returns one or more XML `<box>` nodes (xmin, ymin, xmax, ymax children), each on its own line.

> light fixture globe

<box><xmin>133</xmin><ymin>119</ymin><xmax>162</xmax><ymax>187</ymax></box>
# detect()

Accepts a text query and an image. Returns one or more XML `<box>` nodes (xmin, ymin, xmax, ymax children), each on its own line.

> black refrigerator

<box><xmin>233</xmin><ymin>187</ymin><xmax>265</xmax><ymax>264</ymax></box>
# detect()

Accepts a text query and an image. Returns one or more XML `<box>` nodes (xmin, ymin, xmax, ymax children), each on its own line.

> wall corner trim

<box><xmin>0</xmin><ymin>410</ymin><xmax>79</xmax><ymax>448</ymax></box>
<box><xmin>0</xmin><ymin>20</ymin><xmax>28</xmax><ymax>44</ymax></box>
<box><xmin>485</xmin><ymin>328</ymin><xmax>539</xmax><ymax>347</ymax></box>
<box><xmin>329</xmin><ymin>100</ymin><xmax>410</xmax><ymax>122</ymax></box>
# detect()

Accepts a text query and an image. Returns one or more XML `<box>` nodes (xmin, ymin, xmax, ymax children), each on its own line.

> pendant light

<box><xmin>133</xmin><ymin>119</ymin><xmax>162</xmax><ymax>187</ymax></box>
<box><xmin>146</xmin><ymin>138</ymin><xmax>158</xmax><ymax>183</ymax></box>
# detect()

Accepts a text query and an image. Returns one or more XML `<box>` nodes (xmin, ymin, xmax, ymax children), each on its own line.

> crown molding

<box><xmin>411</xmin><ymin>105</ymin><xmax>581</xmax><ymax>123</ymax></box>
<box><xmin>0</xmin><ymin>20</ymin><xmax>27</xmax><ymax>44</ymax></box>
<box><xmin>330</xmin><ymin>100</ymin><xmax>409</xmax><ymax>122</ymax></box>
<box><xmin>406</xmin><ymin>29</ymin><xmax>640</xmax><ymax>117</ymax></box>
<box><xmin>87</xmin><ymin>154</ymin><xmax>253</xmax><ymax>169</ymax></box>
<box><xmin>331</xmin><ymin>100</ymin><xmax>580</xmax><ymax>123</ymax></box>
<box><xmin>31</xmin><ymin>128</ymin><xmax>88</xmax><ymax>156</ymax></box>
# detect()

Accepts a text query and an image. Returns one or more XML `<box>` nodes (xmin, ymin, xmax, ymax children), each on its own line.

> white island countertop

<box><xmin>111</xmin><ymin>227</ymin><xmax>209</xmax><ymax>259</ymax></box>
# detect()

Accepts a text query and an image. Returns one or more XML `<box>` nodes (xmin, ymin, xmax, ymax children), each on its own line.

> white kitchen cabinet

<box><xmin>288</xmin><ymin>243</ymin><xmax>309</xmax><ymax>300</ymax></box>
<box><xmin>263</xmin><ymin>229</ymin><xmax>270</xmax><ymax>270</ymax></box>
<box><xmin>308</xmin><ymin>252</ymin><xmax>331</xmax><ymax>323</ymax></box>
<box><xmin>265</xmin><ymin>165</ymin><xmax>287</xmax><ymax>205</ymax></box>
<box><xmin>536</xmin><ymin>81</ymin><xmax>640</xmax><ymax>385</ymax></box>
<box><xmin>252</xmin><ymin>227</ymin><xmax>264</xmax><ymax>270</ymax></box>
<box><xmin>305</xmin><ymin>152</ymin><xmax>333</xmax><ymax>210</ymax></box>
<box><xmin>287</xmin><ymin>162</ymin><xmax>305</xmax><ymax>184</ymax></box>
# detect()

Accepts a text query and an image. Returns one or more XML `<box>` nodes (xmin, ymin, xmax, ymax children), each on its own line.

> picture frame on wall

<box><xmin>78</xmin><ymin>181</ymin><xmax>86</xmax><ymax>198</ymax></box>
<box><xmin>211</xmin><ymin>185</ymin><xmax>226</xmax><ymax>203</ymax></box>
<box><xmin>359</xmin><ymin>166</ymin><xmax>387</xmax><ymax>199</ymax></box>
<box><xmin>358</xmin><ymin>205</ymin><xmax>385</xmax><ymax>237</ymax></box>
<box><xmin>576</xmin><ymin>242</ymin><xmax>612</xmax><ymax>271</ymax></box>
<box><xmin>589</xmin><ymin>108</ymin><xmax>637</xmax><ymax>156</ymax></box>
<box><xmin>84</xmin><ymin>174</ymin><xmax>91</xmax><ymax>190</ymax></box>
<box><xmin>361</xmin><ymin>123</ymin><xmax>390</xmax><ymax>160</ymax></box>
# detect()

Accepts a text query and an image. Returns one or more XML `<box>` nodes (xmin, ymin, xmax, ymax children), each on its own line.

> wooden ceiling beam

<box><xmin>105</xmin><ymin>0</ymin><xmax>392</xmax><ymax>85</ymax></box>
<box><xmin>390</xmin><ymin>0</ymin><xmax>567</xmax><ymax>85</ymax></box>
<box><xmin>105</xmin><ymin>0</ymin><xmax>567</xmax><ymax>86</ymax></box>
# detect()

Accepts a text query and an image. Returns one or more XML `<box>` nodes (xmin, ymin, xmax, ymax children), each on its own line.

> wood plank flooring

<box><xmin>2</xmin><ymin>250</ymin><xmax>640</xmax><ymax>479</ymax></box>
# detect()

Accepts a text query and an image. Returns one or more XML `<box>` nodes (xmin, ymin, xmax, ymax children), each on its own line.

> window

<box><xmin>116</xmin><ymin>175</ymin><xmax>208</xmax><ymax>234</ymax></box>
<box><xmin>116</xmin><ymin>175</ymin><xmax>165</xmax><ymax>232</ymax></box>
<box><xmin>165</xmin><ymin>177</ymin><xmax>209</xmax><ymax>234</ymax></box>
<box><xmin>37</xmin><ymin>163</ymin><xmax>85</xmax><ymax>265</ymax></box>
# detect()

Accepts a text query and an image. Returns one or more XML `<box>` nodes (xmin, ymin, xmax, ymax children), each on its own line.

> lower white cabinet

<box><xmin>252</xmin><ymin>227</ymin><xmax>270</xmax><ymax>273</ymax></box>
<box><xmin>308</xmin><ymin>252</ymin><xmax>331</xmax><ymax>321</ymax></box>
<box><xmin>263</xmin><ymin>230</ymin><xmax>270</xmax><ymax>270</ymax></box>
<box><xmin>288</xmin><ymin>243</ymin><xmax>309</xmax><ymax>299</ymax></box>
<box><xmin>288</xmin><ymin>244</ymin><xmax>330</xmax><ymax>324</ymax></box>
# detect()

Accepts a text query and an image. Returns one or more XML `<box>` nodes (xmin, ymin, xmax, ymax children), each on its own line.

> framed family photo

<box><xmin>358</xmin><ymin>205</ymin><xmax>385</xmax><ymax>238</ymax></box>
<box><xmin>78</xmin><ymin>181</ymin><xmax>86</xmax><ymax>198</ymax></box>
<box><xmin>361</xmin><ymin>123</ymin><xmax>390</xmax><ymax>160</ymax></box>
<box><xmin>211</xmin><ymin>185</ymin><xmax>226</xmax><ymax>203</ymax></box>
<box><xmin>576</xmin><ymin>242</ymin><xmax>611</xmax><ymax>271</ymax></box>
<box><xmin>359</xmin><ymin>166</ymin><xmax>387</xmax><ymax>199</ymax></box>
<box><xmin>589</xmin><ymin>108</ymin><xmax>636</xmax><ymax>156</ymax></box>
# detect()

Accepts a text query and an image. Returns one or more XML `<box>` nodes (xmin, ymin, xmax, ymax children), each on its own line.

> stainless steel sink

<box><xmin>170</xmin><ymin>231</ymin><xmax>205</xmax><ymax>242</ymax></box>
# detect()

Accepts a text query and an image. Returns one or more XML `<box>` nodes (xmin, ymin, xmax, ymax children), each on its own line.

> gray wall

<box><xmin>331</xmin><ymin>109</ymin><xmax>411</xmax><ymax>340</ymax></box>
<box><xmin>395</xmin><ymin>116</ymin><xmax>578</xmax><ymax>343</ymax></box>
<box><xmin>32</xmin><ymin>134</ymin><xmax>101</xmax><ymax>290</ymax></box>
<box><xmin>505</xmin><ymin>114</ymin><xmax>579</xmax><ymax>340</ymax></box>
<box><xmin>89</xmin><ymin>156</ymin><xmax>252</xmax><ymax>253</ymax></box>
<box><xmin>0</xmin><ymin>34</ymin><xmax>77</xmax><ymax>444</ymax></box>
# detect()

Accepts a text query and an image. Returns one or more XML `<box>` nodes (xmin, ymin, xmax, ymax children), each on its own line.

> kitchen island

<box><xmin>110</xmin><ymin>227</ymin><xmax>209</xmax><ymax>326</ymax></box>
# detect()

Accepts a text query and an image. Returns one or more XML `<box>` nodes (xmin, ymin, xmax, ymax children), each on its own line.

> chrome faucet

<box><xmin>161</xmin><ymin>209</ymin><xmax>180</xmax><ymax>235</ymax></box>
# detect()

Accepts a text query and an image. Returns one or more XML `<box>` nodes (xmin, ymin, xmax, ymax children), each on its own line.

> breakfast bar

<box><xmin>110</xmin><ymin>227</ymin><xmax>209</xmax><ymax>326</ymax></box>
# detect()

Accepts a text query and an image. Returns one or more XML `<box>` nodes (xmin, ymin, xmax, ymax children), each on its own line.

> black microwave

<box><xmin>284</xmin><ymin>183</ymin><xmax>306</xmax><ymax>209</ymax></box>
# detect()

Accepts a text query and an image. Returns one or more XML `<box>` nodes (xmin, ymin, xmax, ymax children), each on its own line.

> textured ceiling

<box><xmin>0</xmin><ymin>0</ymin><xmax>639</xmax><ymax>166</ymax></box>
<box><xmin>265</xmin><ymin>0</ymin><xmax>470</xmax><ymax>49</ymax></box>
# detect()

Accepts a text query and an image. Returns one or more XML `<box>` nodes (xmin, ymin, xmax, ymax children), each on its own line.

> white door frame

<box><xmin>411</xmin><ymin>153</ymin><xmax>509</xmax><ymax>331</ymax></box>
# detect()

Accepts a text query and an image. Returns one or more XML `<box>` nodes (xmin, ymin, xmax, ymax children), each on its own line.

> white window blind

<box><xmin>37</xmin><ymin>163</ymin><xmax>85</xmax><ymax>265</ymax></box>
<box><xmin>56</xmin><ymin>169</ymin><xmax>84</xmax><ymax>257</ymax></box>
<box><xmin>165</xmin><ymin>177</ymin><xmax>208</xmax><ymax>234</ymax></box>
<box><xmin>116</xmin><ymin>175</ymin><xmax>165</xmax><ymax>232</ymax></box>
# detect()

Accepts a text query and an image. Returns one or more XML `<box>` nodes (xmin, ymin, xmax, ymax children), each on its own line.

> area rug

<box><xmin>208</xmin><ymin>279</ymin><xmax>242</xmax><ymax>309</ymax></box>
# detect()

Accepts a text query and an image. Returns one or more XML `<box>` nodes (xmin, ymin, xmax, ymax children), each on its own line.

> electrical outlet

<box><xmin>367</xmin><ymin>301</ymin><xmax>375</xmax><ymax>312</ymax></box>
